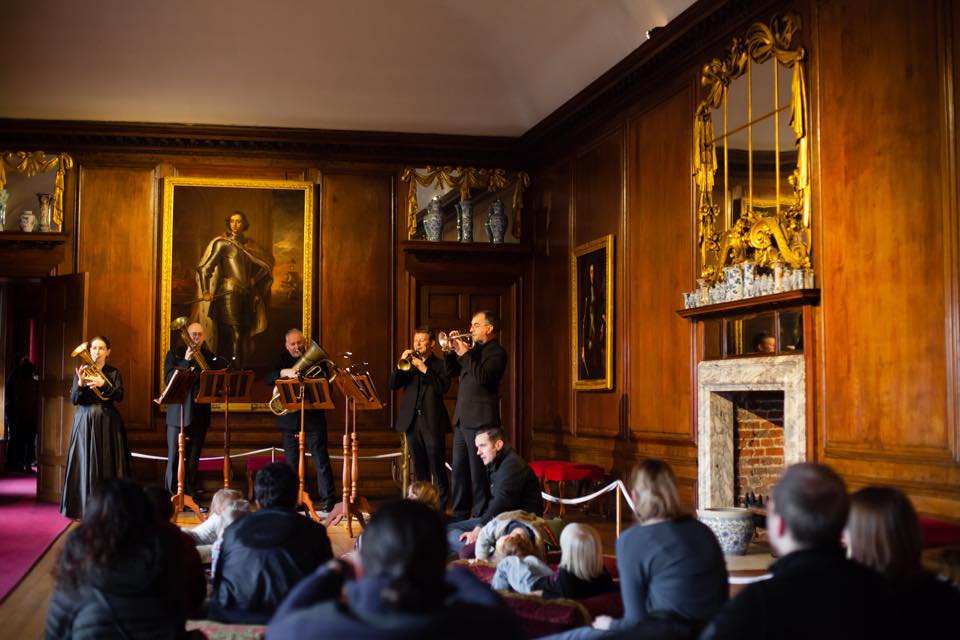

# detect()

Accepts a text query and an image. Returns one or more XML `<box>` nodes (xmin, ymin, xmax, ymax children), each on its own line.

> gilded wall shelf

<box><xmin>676</xmin><ymin>288</ymin><xmax>819</xmax><ymax>320</ymax></box>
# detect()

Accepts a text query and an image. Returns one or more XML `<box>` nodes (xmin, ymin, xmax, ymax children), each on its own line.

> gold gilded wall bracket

<box><xmin>401</xmin><ymin>166</ymin><xmax>529</xmax><ymax>240</ymax></box>
<box><xmin>694</xmin><ymin>12</ymin><xmax>810</xmax><ymax>283</ymax></box>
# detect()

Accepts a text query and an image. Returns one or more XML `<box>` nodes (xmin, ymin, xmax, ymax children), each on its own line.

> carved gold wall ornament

<box><xmin>0</xmin><ymin>150</ymin><xmax>74</xmax><ymax>230</ymax></box>
<box><xmin>693</xmin><ymin>12</ymin><xmax>810</xmax><ymax>283</ymax></box>
<box><xmin>401</xmin><ymin>166</ymin><xmax>529</xmax><ymax>240</ymax></box>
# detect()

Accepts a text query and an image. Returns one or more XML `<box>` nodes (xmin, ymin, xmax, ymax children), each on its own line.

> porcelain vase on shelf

<box><xmin>19</xmin><ymin>210</ymin><xmax>38</xmax><ymax>232</ymax></box>
<box><xmin>698</xmin><ymin>507</ymin><xmax>755</xmax><ymax>555</ymax></box>
<box><xmin>485</xmin><ymin>198</ymin><xmax>507</xmax><ymax>243</ymax></box>
<box><xmin>37</xmin><ymin>193</ymin><xmax>53</xmax><ymax>232</ymax></box>
<box><xmin>423</xmin><ymin>196</ymin><xmax>443</xmax><ymax>241</ymax></box>
<box><xmin>456</xmin><ymin>200</ymin><xmax>473</xmax><ymax>242</ymax></box>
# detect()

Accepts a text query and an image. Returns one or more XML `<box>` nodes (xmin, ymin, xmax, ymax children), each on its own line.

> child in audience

<box><xmin>210</xmin><ymin>499</ymin><xmax>251</xmax><ymax>572</ymax></box>
<box><xmin>538</xmin><ymin>523</ymin><xmax>616</xmax><ymax>599</ymax></box>
<box><xmin>492</xmin><ymin>526</ymin><xmax>552</xmax><ymax>592</ymax></box>
<box><xmin>407</xmin><ymin>480</ymin><xmax>441</xmax><ymax>510</ymax></box>
<box><xmin>475</xmin><ymin>509</ymin><xmax>552</xmax><ymax>561</ymax></box>
<box><xmin>182</xmin><ymin>487</ymin><xmax>244</xmax><ymax>545</ymax></box>
<box><xmin>844</xmin><ymin>485</ymin><xmax>960</xmax><ymax>637</ymax></box>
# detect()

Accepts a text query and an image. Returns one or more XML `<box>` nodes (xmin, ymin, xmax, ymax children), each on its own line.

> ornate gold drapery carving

<box><xmin>400</xmin><ymin>166</ymin><xmax>530</xmax><ymax>240</ymax></box>
<box><xmin>0</xmin><ymin>151</ymin><xmax>74</xmax><ymax>230</ymax></box>
<box><xmin>693</xmin><ymin>12</ymin><xmax>810</xmax><ymax>282</ymax></box>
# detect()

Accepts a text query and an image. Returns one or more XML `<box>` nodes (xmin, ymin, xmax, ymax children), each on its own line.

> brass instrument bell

<box><xmin>396</xmin><ymin>350</ymin><xmax>425</xmax><ymax>371</ymax></box>
<box><xmin>170</xmin><ymin>316</ymin><xmax>211</xmax><ymax>371</ymax></box>
<box><xmin>269</xmin><ymin>340</ymin><xmax>337</xmax><ymax>416</ymax></box>
<box><xmin>437</xmin><ymin>330</ymin><xmax>474</xmax><ymax>352</ymax></box>
<box><xmin>71</xmin><ymin>341</ymin><xmax>114</xmax><ymax>401</ymax></box>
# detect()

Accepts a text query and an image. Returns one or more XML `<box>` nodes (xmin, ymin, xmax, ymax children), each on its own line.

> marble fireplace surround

<box><xmin>698</xmin><ymin>356</ymin><xmax>806</xmax><ymax>508</ymax></box>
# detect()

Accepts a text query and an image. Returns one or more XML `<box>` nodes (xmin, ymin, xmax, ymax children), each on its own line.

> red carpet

<box><xmin>0</xmin><ymin>472</ymin><xmax>71</xmax><ymax>602</ymax></box>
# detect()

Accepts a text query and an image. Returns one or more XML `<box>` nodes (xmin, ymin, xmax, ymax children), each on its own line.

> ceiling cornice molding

<box><xmin>518</xmin><ymin>0</ymin><xmax>785</xmax><ymax>164</ymax></box>
<box><xmin>0</xmin><ymin>118</ymin><xmax>519</xmax><ymax>168</ymax></box>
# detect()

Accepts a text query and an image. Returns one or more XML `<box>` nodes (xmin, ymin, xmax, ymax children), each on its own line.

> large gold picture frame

<box><xmin>159</xmin><ymin>176</ymin><xmax>314</xmax><ymax>411</ymax></box>
<box><xmin>571</xmin><ymin>235</ymin><xmax>614</xmax><ymax>391</ymax></box>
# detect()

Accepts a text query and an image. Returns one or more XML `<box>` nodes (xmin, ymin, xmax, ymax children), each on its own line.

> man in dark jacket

<box><xmin>446</xmin><ymin>310</ymin><xmax>508</xmax><ymax>521</ymax></box>
<box><xmin>163</xmin><ymin>321</ymin><xmax>223</xmax><ymax>496</ymax></box>
<box><xmin>699</xmin><ymin>463</ymin><xmax>895</xmax><ymax>640</ymax></box>
<box><xmin>389</xmin><ymin>326</ymin><xmax>452</xmax><ymax>508</ymax></box>
<box><xmin>210</xmin><ymin>462</ymin><xmax>333</xmax><ymax>624</ymax></box>
<box><xmin>265</xmin><ymin>328</ymin><xmax>336</xmax><ymax>513</ymax></box>
<box><xmin>266</xmin><ymin>499</ymin><xmax>524</xmax><ymax>640</ymax></box>
<box><xmin>447</xmin><ymin>426</ymin><xmax>542</xmax><ymax>554</ymax></box>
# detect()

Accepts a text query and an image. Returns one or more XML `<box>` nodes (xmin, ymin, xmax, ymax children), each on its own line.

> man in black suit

<box><xmin>163</xmin><ymin>321</ymin><xmax>222</xmax><ymax>496</ymax></box>
<box><xmin>445</xmin><ymin>310</ymin><xmax>507</xmax><ymax>521</ymax></box>
<box><xmin>264</xmin><ymin>328</ymin><xmax>336</xmax><ymax>513</ymax></box>
<box><xmin>389</xmin><ymin>326</ymin><xmax>452</xmax><ymax>508</ymax></box>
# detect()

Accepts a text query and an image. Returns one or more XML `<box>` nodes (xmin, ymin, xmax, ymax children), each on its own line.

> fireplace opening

<box><xmin>732</xmin><ymin>391</ymin><xmax>784</xmax><ymax>504</ymax></box>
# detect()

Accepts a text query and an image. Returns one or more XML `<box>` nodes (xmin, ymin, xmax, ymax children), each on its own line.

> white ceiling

<box><xmin>0</xmin><ymin>0</ymin><xmax>694</xmax><ymax>137</ymax></box>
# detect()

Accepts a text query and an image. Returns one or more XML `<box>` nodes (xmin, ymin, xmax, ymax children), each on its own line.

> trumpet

<box><xmin>396</xmin><ymin>350</ymin><xmax>425</xmax><ymax>371</ymax></box>
<box><xmin>170</xmin><ymin>316</ymin><xmax>211</xmax><ymax>370</ymax></box>
<box><xmin>437</xmin><ymin>330</ymin><xmax>474</xmax><ymax>352</ymax></box>
<box><xmin>269</xmin><ymin>340</ymin><xmax>338</xmax><ymax>416</ymax></box>
<box><xmin>71</xmin><ymin>341</ymin><xmax>114</xmax><ymax>401</ymax></box>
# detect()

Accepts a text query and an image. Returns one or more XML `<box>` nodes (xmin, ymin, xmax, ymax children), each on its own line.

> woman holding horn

<box><xmin>61</xmin><ymin>336</ymin><xmax>132</xmax><ymax>519</ymax></box>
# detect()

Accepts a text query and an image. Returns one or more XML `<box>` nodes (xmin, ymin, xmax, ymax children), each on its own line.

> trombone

<box><xmin>71</xmin><ymin>341</ymin><xmax>114</xmax><ymax>401</ymax></box>
<box><xmin>437</xmin><ymin>330</ymin><xmax>474</xmax><ymax>353</ymax></box>
<box><xmin>269</xmin><ymin>340</ymin><xmax>338</xmax><ymax>416</ymax></box>
<box><xmin>170</xmin><ymin>316</ymin><xmax>211</xmax><ymax>370</ymax></box>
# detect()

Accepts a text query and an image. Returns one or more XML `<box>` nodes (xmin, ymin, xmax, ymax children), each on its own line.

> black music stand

<box><xmin>327</xmin><ymin>372</ymin><xmax>383</xmax><ymax>537</ymax></box>
<box><xmin>196</xmin><ymin>369</ymin><xmax>253</xmax><ymax>489</ymax></box>
<box><xmin>274</xmin><ymin>377</ymin><xmax>334</xmax><ymax>523</ymax></box>
<box><xmin>154</xmin><ymin>367</ymin><xmax>204</xmax><ymax>522</ymax></box>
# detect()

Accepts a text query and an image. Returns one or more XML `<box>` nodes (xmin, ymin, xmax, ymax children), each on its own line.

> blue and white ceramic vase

<box><xmin>485</xmin><ymin>198</ymin><xmax>507</xmax><ymax>243</ymax></box>
<box><xmin>424</xmin><ymin>196</ymin><xmax>443</xmax><ymax>241</ymax></box>
<box><xmin>456</xmin><ymin>200</ymin><xmax>473</xmax><ymax>242</ymax></box>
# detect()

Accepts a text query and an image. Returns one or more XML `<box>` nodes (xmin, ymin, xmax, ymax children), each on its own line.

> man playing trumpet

<box><xmin>264</xmin><ymin>328</ymin><xmax>336</xmax><ymax>514</ymax></box>
<box><xmin>163</xmin><ymin>320</ymin><xmax>222</xmax><ymax>498</ymax></box>
<box><xmin>389</xmin><ymin>327</ymin><xmax>452</xmax><ymax>509</ymax></box>
<box><xmin>445</xmin><ymin>310</ymin><xmax>507</xmax><ymax>522</ymax></box>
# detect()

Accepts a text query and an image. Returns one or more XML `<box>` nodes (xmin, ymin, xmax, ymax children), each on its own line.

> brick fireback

<box><xmin>732</xmin><ymin>391</ymin><xmax>785</xmax><ymax>503</ymax></box>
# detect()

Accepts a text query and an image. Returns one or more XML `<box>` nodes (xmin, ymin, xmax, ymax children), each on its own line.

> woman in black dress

<box><xmin>60</xmin><ymin>336</ymin><xmax>131</xmax><ymax>519</ymax></box>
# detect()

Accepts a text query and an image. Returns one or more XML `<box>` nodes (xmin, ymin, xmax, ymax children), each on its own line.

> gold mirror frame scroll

<box><xmin>0</xmin><ymin>151</ymin><xmax>74</xmax><ymax>230</ymax></box>
<box><xmin>400</xmin><ymin>166</ymin><xmax>530</xmax><ymax>240</ymax></box>
<box><xmin>693</xmin><ymin>12</ymin><xmax>810</xmax><ymax>283</ymax></box>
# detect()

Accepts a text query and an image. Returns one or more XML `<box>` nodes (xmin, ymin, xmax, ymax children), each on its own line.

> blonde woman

<box><xmin>591</xmin><ymin>459</ymin><xmax>728</xmax><ymax>635</ymax></box>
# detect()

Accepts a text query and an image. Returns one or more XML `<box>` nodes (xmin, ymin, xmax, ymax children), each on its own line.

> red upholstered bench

<box><xmin>542</xmin><ymin>462</ymin><xmax>606</xmax><ymax>516</ymax></box>
<box><xmin>920</xmin><ymin>516</ymin><xmax>960</xmax><ymax>548</ymax></box>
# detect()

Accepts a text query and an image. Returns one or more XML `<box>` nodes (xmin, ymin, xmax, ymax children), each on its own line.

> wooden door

<box><xmin>418</xmin><ymin>283</ymin><xmax>519</xmax><ymax>448</ymax></box>
<box><xmin>37</xmin><ymin>273</ymin><xmax>87</xmax><ymax>504</ymax></box>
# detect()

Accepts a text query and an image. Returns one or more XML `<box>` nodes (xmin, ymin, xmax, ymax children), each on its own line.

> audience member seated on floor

<box><xmin>843</xmin><ymin>485</ymin><xmax>960</xmax><ymax>638</ymax></box>
<box><xmin>210</xmin><ymin>498</ymin><xmax>251</xmax><ymax>572</ymax></box>
<box><xmin>475</xmin><ymin>509</ymin><xmax>553</xmax><ymax>561</ymax></box>
<box><xmin>45</xmin><ymin>479</ymin><xmax>206</xmax><ymax>639</ymax></box>
<box><xmin>210</xmin><ymin>462</ymin><xmax>333</xmax><ymax>624</ymax></box>
<box><xmin>700</xmin><ymin>463</ymin><xmax>896</xmax><ymax>640</ymax></box>
<box><xmin>492</xmin><ymin>524</ymin><xmax>551</xmax><ymax>592</ymax></box>
<box><xmin>447</xmin><ymin>427</ymin><xmax>544</xmax><ymax>555</ymax></box>
<box><xmin>546</xmin><ymin>459</ymin><xmax>728</xmax><ymax>640</ymax></box>
<box><xmin>142</xmin><ymin>485</ymin><xmax>206</xmax><ymax>617</ymax></box>
<box><xmin>266</xmin><ymin>499</ymin><xmax>526</xmax><ymax>639</ymax></box>
<box><xmin>407</xmin><ymin>479</ymin><xmax>441</xmax><ymax>509</ymax></box>
<box><xmin>181</xmin><ymin>488</ymin><xmax>244</xmax><ymax>545</ymax></box>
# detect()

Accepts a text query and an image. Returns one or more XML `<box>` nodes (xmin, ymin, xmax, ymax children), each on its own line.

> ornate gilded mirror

<box><xmin>694</xmin><ymin>13</ymin><xmax>809</xmax><ymax>282</ymax></box>
<box><xmin>0</xmin><ymin>151</ymin><xmax>74</xmax><ymax>232</ymax></box>
<box><xmin>400</xmin><ymin>166</ymin><xmax>529</xmax><ymax>242</ymax></box>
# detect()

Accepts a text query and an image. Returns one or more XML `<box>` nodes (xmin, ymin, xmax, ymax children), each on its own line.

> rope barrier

<box><xmin>132</xmin><ymin>447</ymin><xmax>403</xmax><ymax>463</ymax></box>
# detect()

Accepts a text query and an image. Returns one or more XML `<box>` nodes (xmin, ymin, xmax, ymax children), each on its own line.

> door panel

<box><xmin>38</xmin><ymin>273</ymin><xmax>87</xmax><ymax>504</ymax></box>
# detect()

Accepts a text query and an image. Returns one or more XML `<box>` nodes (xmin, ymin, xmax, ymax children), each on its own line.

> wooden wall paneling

<box><xmin>625</xmin><ymin>85</ymin><xmax>697</xmax><ymax>446</ymax></box>
<box><xmin>77</xmin><ymin>165</ymin><xmax>158</xmax><ymax>440</ymax></box>
<box><xmin>814</xmin><ymin>0</ymin><xmax>960</xmax><ymax>513</ymax></box>
<box><xmin>320</xmin><ymin>172</ymin><xmax>394</xmax><ymax>430</ymax></box>
<box><xmin>572</xmin><ymin>128</ymin><xmax>624</xmax><ymax>438</ymax></box>
<box><xmin>529</xmin><ymin>162</ymin><xmax>573</xmax><ymax>441</ymax></box>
